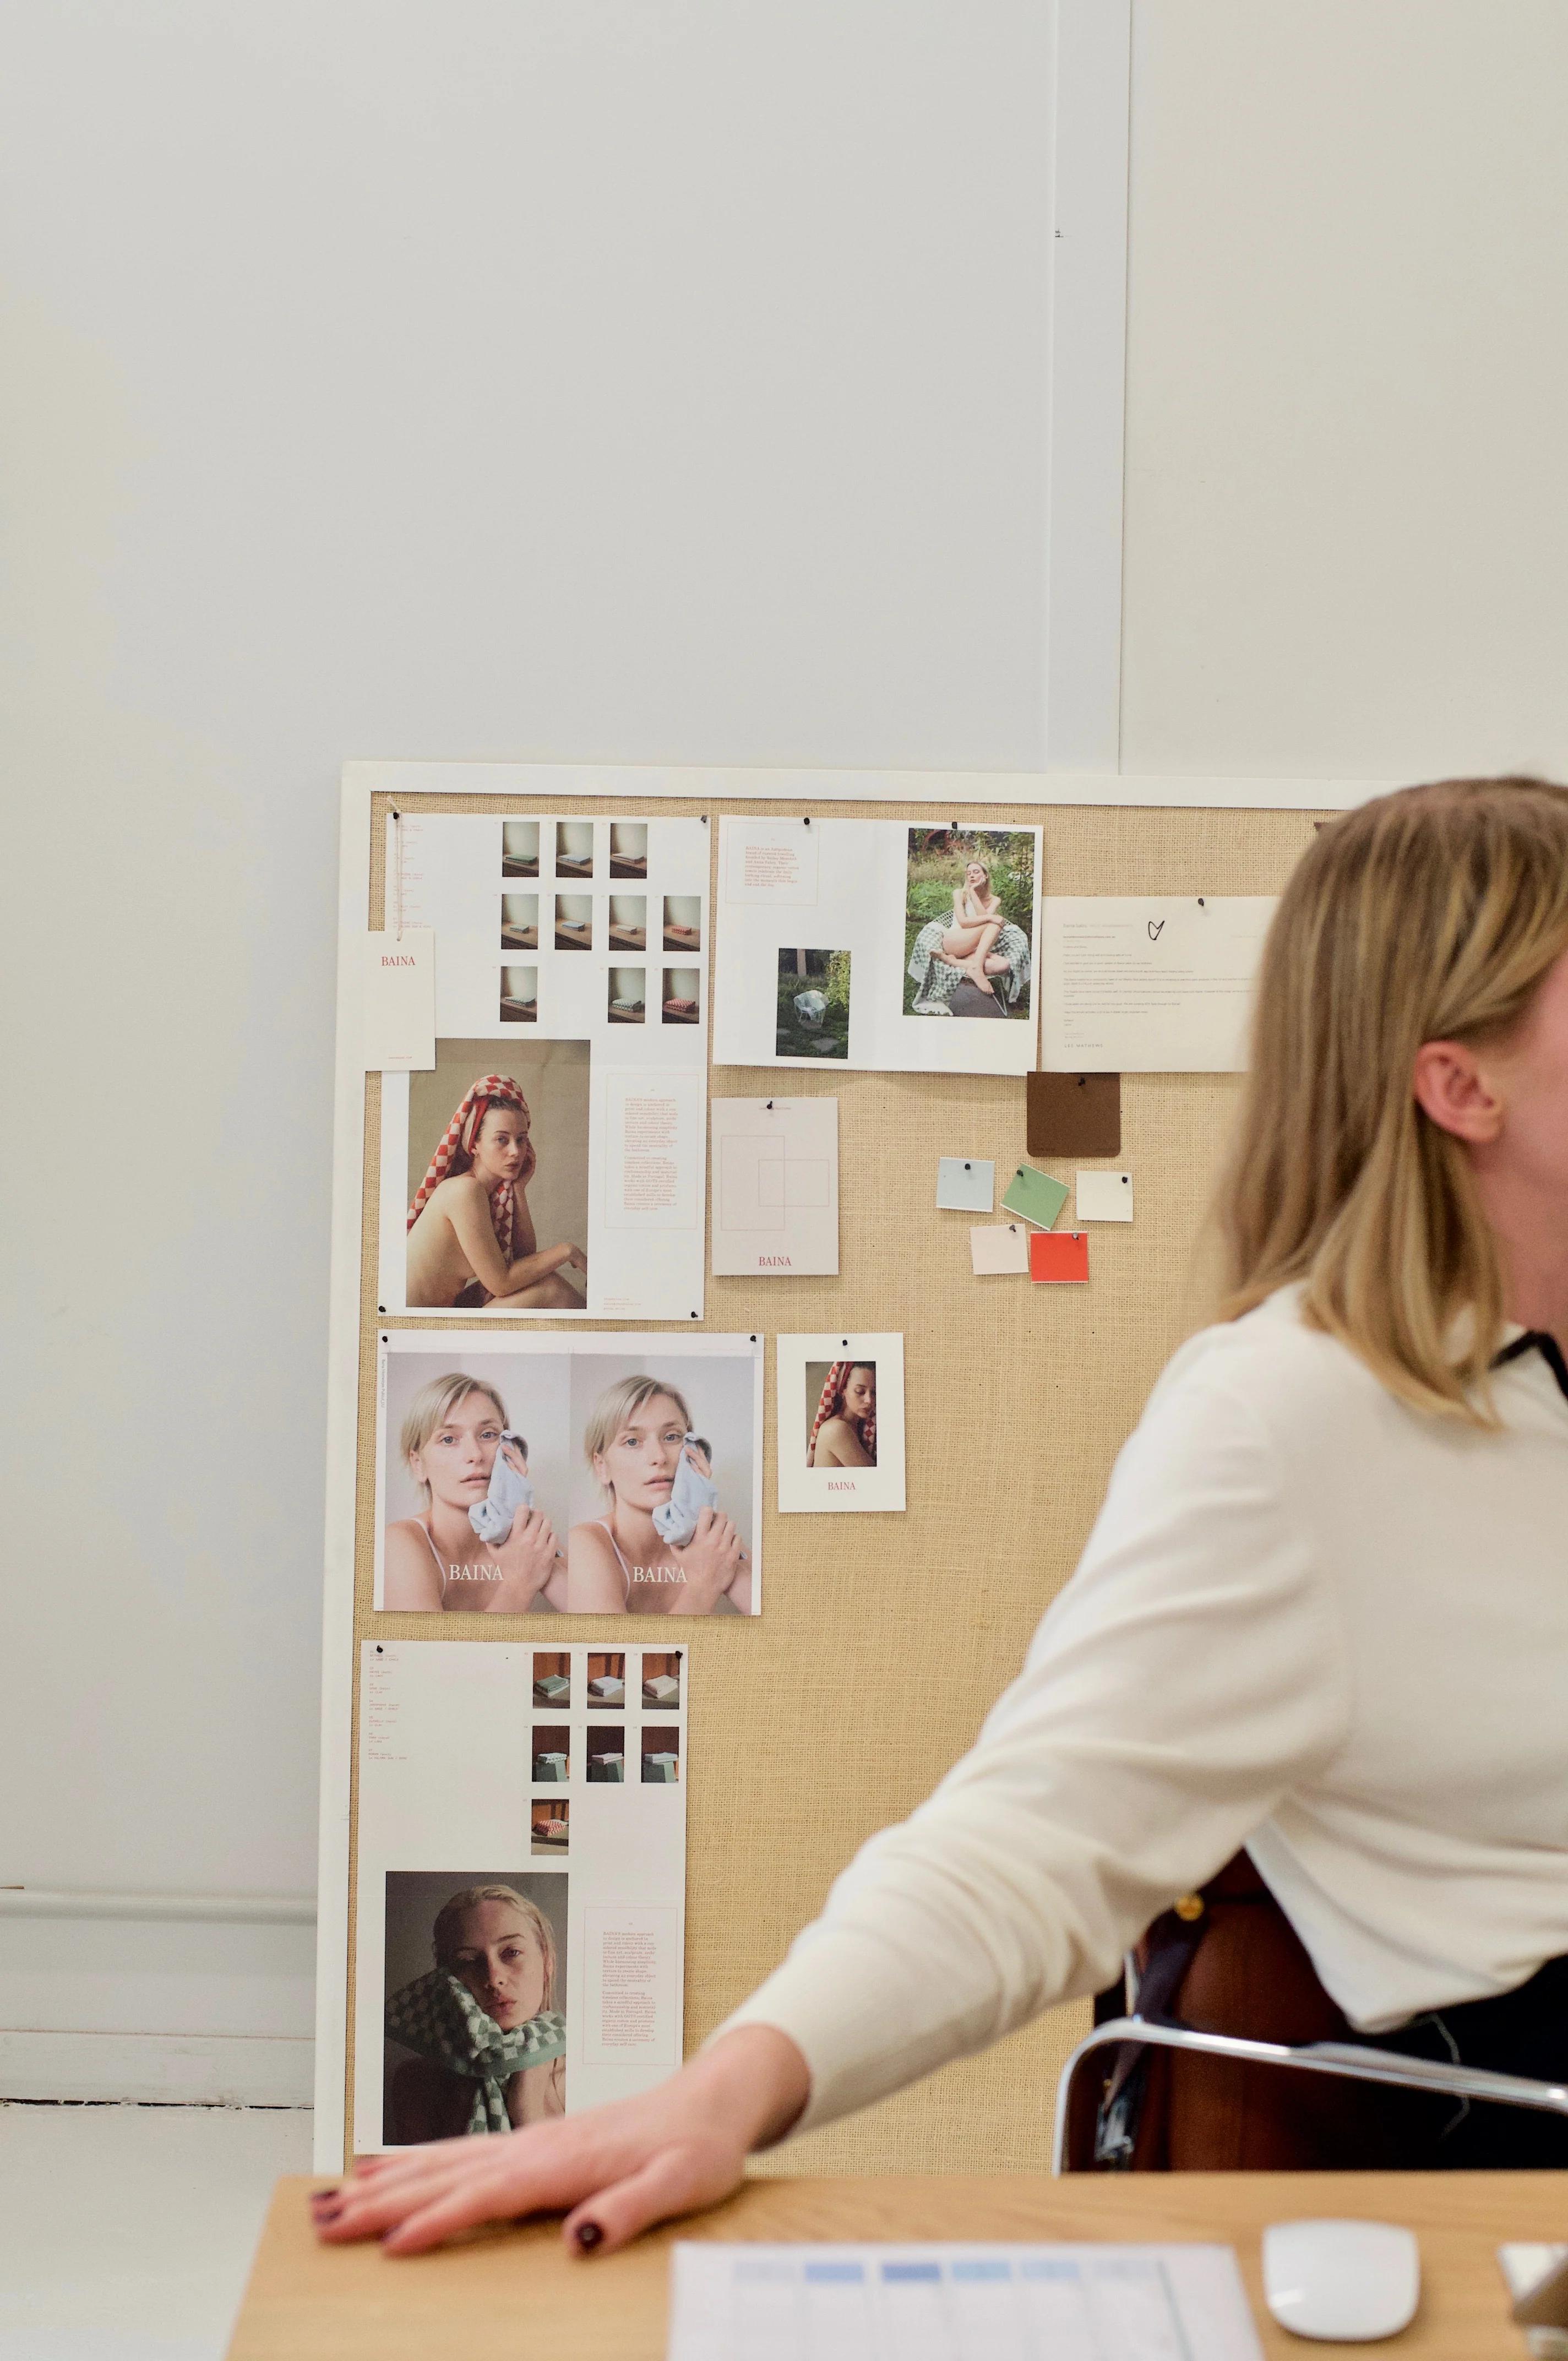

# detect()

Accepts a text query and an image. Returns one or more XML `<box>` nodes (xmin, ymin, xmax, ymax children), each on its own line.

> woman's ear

<box><xmin>407</xmin><ymin>1448</ymin><xmax>426</xmax><ymax>1489</ymax></box>
<box><xmin>1412</xmin><ymin>1038</ymin><xmax>1506</xmax><ymax>1144</ymax></box>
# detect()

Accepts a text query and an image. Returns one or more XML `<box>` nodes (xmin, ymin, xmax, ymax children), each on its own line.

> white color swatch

<box><xmin>1075</xmin><ymin>1169</ymin><xmax>1134</xmax><ymax>1221</ymax></box>
<box><xmin>970</xmin><ymin>1223</ymin><xmax>1030</xmax><ymax>1275</ymax></box>
<box><xmin>711</xmin><ymin>1099</ymin><xmax>839</xmax><ymax>1276</ymax></box>
<box><xmin>668</xmin><ymin>2242</ymin><xmax>1266</xmax><ymax>2361</ymax></box>
<box><xmin>1039</xmin><ymin>896</ymin><xmax>1277</xmax><ymax>1072</ymax></box>
<box><xmin>936</xmin><ymin>1156</ymin><xmax>995</xmax><ymax>1212</ymax></box>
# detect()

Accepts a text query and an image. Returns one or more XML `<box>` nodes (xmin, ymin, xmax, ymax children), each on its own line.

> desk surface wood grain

<box><xmin>227</xmin><ymin>2170</ymin><xmax>1567</xmax><ymax>2358</ymax></box>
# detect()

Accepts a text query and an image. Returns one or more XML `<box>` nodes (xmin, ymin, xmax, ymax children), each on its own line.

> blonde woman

<box><xmin>384</xmin><ymin>1885</ymin><xmax>566</xmax><ymax>2145</ymax></box>
<box><xmin>321</xmin><ymin>777</ymin><xmax>1568</xmax><ymax>2250</ymax></box>
<box><xmin>383</xmin><ymin>1374</ymin><xmax>565</xmax><ymax>1612</ymax></box>
<box><xmin>938</xmin><ymin>858</ymin><xmax>1005</xmax><ymax>993</ymax></box>
<box><xmin>567</xmin><ymin>1375</ymin><xmax>750</xmax><ymax>1615</ymax></box>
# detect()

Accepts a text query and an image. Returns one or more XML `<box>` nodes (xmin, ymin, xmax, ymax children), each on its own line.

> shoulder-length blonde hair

<box><xmin>399</xmin><ymin>1373</ymin><xmax>510</xmax><ymax>1503</ymax></box>
<box><xmin>1217</xmin><ymin>775</ymin><xmax>1568</xmax><ymax>1424</ymax></box>
<box><xmin>583</xmin><ymin>1375</ymin><xmax>693</xmax><ymax>1503</ymax></box>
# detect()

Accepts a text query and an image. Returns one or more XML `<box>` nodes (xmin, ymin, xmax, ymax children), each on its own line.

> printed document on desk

<box><xmin>1040</xmin><ymin>896</ymin><xmax>1277</xmax><ymax>1073</ymax></box>
<box><xmin>668</xmin><ymin>2241</ymin><xmax>1265</xmax><ymax>2361</ymax></box>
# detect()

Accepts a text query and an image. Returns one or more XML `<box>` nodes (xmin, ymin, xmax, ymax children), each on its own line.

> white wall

<box><xmin>3</xmin><ymin>1</ymin><xmax>1566</xmax><ymax>2098</ymax></box>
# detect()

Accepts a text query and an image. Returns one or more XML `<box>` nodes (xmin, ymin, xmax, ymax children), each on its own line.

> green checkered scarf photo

<box><xmin>385</xmin><ymin>1968</ymin><xmax>567</xmax><ymax>2134</ymax></box>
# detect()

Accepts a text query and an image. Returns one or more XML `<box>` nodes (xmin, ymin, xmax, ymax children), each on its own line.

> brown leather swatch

<box><xmin>1026</xmin><ymin>1071</ymin><xmax>1121</xmax><ymax>1158</ymax></box>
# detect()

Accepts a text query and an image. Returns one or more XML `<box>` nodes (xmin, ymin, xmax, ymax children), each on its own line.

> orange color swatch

<box><xmin>1028</xmin><ymin>1229</ymin><xmax>1090</xmax><ymax>1284</ymax></box>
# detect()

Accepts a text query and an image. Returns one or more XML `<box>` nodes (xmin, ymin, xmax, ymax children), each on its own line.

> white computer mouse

<box><xmin>1261</xmin><ymin>2219</ymin><xmax>1420</xmax><ymax>2342</ymax></box>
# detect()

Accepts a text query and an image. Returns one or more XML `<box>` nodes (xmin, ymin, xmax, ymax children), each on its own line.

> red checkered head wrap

<box><xmin>407</xmin><ymin>1076</ymin><xmax>536</xmax><ymax>1264</ymax></box>
<box><xmin>808</xmin><ymin>1361</ymin><xmax>876</xmax><ymax>1466</ymax></box>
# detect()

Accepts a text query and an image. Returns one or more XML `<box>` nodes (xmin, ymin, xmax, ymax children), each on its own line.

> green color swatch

<box><xmin>1000</xmin><ymin>1165</ymin><xmax>1069</xmax><ymax>1230</ymax></box>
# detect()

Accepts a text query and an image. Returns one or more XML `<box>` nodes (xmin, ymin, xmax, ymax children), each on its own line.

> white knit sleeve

<box><xmin>713</xmin><ymin>1351</ymin><xmax>1352</xmax><ymax>2132</ymax></box>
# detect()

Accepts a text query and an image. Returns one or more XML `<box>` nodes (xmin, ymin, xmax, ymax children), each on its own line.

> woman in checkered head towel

<box><xmin>807</xmin><ymin>1361</ymin><xmax>876</xmax><ymax>1468</ymax></box>
<box><xmin>385</xmin><ymin>1884</ymin><xmax>567</xmax><ymax>2145</ymax></box>
<box><xmin>405</xmin><ymin>1073</ymin><xmax>587</xmax><ymax>1310</ymax></box>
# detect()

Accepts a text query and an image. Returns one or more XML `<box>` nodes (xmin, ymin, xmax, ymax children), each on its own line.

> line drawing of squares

<box><xmin>935</xmin><ymin>1157</ymin><xmax>994</xmax><ymax>1213</ymax></box>
<box><xmin>1076</xmin><ymin>1170</ymin><xmax>1134</xmax><ymax>1222</ymax></box>
<box><xmin>710</xmin><ymin>1099</ymin><xmax>839</xmax><ymax>1276</ymax></box>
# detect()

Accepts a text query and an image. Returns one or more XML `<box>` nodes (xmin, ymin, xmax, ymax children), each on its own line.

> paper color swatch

<box><xmin>1026</xmin><ymin>1070</ymin><xmax>1121</xmax><ymax>1157</ymax></box>
<box><xmin>970</xmin><ymin>1223</ymin><xmax>1030</xmax><ymax>1275</ymax></box>
<box><xmin>1000</xmin><ymin>1165</ymin><xmax>1070</xmax><ymax>1230</ymax></box>
<box><xmin>1029</xmin><ymin>1230</ymin><xmax>1090</xmax><ymax>1283</ymax></box>
<box><xmin>1075</xmin><ymin>1170</ymin><xmax>1133</xmax><ymax>1222</ymax></box>
<box><xmin>936</xmin><ymin>1157</ymin><xmax>995</xmax><ymax>1213</ymax></box>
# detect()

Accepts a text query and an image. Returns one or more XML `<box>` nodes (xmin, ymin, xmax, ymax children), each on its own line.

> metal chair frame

<box><xmin>1052</xmin><ymin>2013</ymin><xmax>1568</xmax><ymax>2175</ymax></box>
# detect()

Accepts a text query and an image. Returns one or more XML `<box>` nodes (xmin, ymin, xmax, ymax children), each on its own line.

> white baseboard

<box><xmin>0</xmin><ymin>2027</ymin><xmax>313</xmax><ymax>2107</ymax></box>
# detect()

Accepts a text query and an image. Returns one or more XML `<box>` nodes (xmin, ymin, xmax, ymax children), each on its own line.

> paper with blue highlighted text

<box><xmin>668</xmin><ymin>2240</ymin><xmax>1264</xmax><ymax>2361</ymax></box>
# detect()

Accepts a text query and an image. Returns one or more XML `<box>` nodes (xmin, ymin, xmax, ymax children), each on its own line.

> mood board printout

<box><xmin>776</xmin><ymin>1334</ymin><xmax>906</xmax><ymax>1515</ymax></box>
<box><xmin>355</xmin><ymin>1642</ymin><xmax>687</xmax><ymax>2153</ymax></box>
<box><xmin>709</xmin><ymin>1098</ymin><xmax>839</xmax><ymax>1277</ymax></box>
<box><xmin>375</xmin><ymin>1331</ymin><xmax>763</xmax><ymax>1615</ymax></box>
<box><xmin>667</xmin><ymin>2242</ymin><xmax>1265</xmax><ymax>2361</ymax></box>
<box><xmin>1039</xmin><ymin>895</ymin><xmax>1278</xmax><ymax>1073</ymax></box>
<box><xmin>712</xmin><ymin>819</ymin><xmax>1043</xmax><ymax>1076</ymax></box>
<box><xmin>378</xmin><ymin>812</ymin><xmax>708</xmax><ymax>1320</ymax></box>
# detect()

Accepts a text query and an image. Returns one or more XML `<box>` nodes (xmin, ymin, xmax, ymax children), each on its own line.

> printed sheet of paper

<box><xmin>776</xmin><ymin>1333</ymin><xmax>905</xmax><ymax>1514</ymax></box>
<box><xmin>668</xmin><ymin>2242</ymin><xmax>1266</xmax><ymax>2361</ymax></box>
<box><xmin>710</xmin><ymin>1098</ymin><xmax>839</xmax><ymax>1276</ymax></box>
<box><xmin>374</xmin><ymin>1331</ymin><xmax>763</xmax><ymax>1615</ymax></box>
<box><xmin>713</xmin><ymin>819</ymin><xmax>1042</xmax><ymax>1076</ymax></box>
<box><xmin>355</xmin><ymin>1641</ymin><xmax>688</xmax><ymax>2150</ymax></box>
<box><xmin>362</xmin><ymin>930</ymin><xmax>435</xmax><ymax>1070</ymax></box>
<box><xmin>378</xmin><ymin>812</ymin><xmax>708</xmax><ymax>1319</ymax></box>
<box><xmin>1040</xmin><ymin>896</ymin><xmax>1277</xmax><ymax>1073</ymax></box>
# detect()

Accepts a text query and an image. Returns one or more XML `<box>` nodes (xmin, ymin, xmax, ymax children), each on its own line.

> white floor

<box><xmin>0</xmin><ymin>2102</ymin><xmax>313</xmax><ymax>2360</ymax></box>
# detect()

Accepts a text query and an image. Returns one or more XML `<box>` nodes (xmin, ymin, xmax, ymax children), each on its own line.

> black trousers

<box><xmin>1364</xmin><ymin>1952</ymin><xmax>1568</xmax><ymax>2168</ymax></box>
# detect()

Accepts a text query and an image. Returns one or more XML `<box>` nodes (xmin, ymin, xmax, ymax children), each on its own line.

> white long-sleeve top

<box><xmin>720</xmin><ymin>1287</ymin><xmax>1568</xmax><ymax>2132</ymax></box>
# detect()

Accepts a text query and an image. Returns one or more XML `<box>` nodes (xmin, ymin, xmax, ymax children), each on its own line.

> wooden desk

<box><xmin>228</xmin><ymin>2170</ymin><xmax>1564</xmax><ymax>2357</ymax></box>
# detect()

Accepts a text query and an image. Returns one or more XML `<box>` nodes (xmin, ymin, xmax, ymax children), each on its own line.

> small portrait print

<box><xmin>607</xmin><ymin>967</ymin><xmax>646</xmax><ymax>1024</ymax></box>
<box><xmin>661</xmin><ymin>966</ymin><xmax>700</xmax><ymax>1024</ymax></box>
<box><xmin>532</xmin><ymin>1651</ymin><xmax>570</xmax><ymax>1709</ymax></box>
<box><xmin>555</xmin><ymin>820</ymin><xmax>594</xmax><ymax>879</ymax></box>
<box><xmin>499</xmin><ymin>966</ymin><xmax>537</xmax><ymax>1023</ymax></box>
<box><xmin>382</xmin><ymin>1871</ymin><xmax>566</xmax><ymax>2145</ymax></box>
<box><xmin>776</xmin><ymin>948</ymin><xmax>850</xmax><ymax>1058</ymax></box>
<box><xmin>531</xmin><ymin>1723</ymin><xmax>570</xmax><ymax>1782</ymax></box>
<box><xmin>502</xmin><ymin>820</ymin><xmax>539</xmax><ymax>877</ymax></box>
<box><xmin>500</xmin><ymin>894</ymin><xmax>538</xmax><ymax>950</ymax></box>
<box><xmin>566</xmin><ymin>1363</ymin><xmax>755</xmax><ymax>1616</ymax></box>
<box><xmin>905</xmin><ymin>827</ymin><xmax>1035</xmax><ymax>1019</ymax></box>
<box><xmin>586</xmin><ymin>1725</ymin><xmax>626</xmax><ymax>1783</ymax></box>
<box><xmin>531</xmin><ymin>1800</ymin><xmax>569</xmax><ymax>1854</ymax></box>
<box><xmin>641</xmin><ymin>1725</ymin><xmax>680</xmax><ymax>1784</ymax></box>
<box><xmin>608</xmin><ymin>822</ymin><xmax>647</xmax><ymax>878</ymax></box>
<box><xmin>640</xmin><ymin>1650</ymin><xmax>681</xmax><ymax>1710</ymax></box>
<box><xmin>607</xmin><ymin>894</ymin><xmax>646</xmax><ymax>950</ymax></box>
<box><xmin>584</xmin><ymin>1652</ymin><xmax>625</xmax><ymax>1708</ymax></box>
<box><xmin>662</xmin><ymin>896</ymin><xmax>702</xmax><ymax>955</ymax></box>
<box><xmin>805</xmin><ymin>1359</ymin><xmax>876</xmax><ymax>1470</ymax></box>
<box><xmin>554</xmin><ymin>895</ymin><xmax>593</xmax><ymax>950</ymax></box>
<box><xmin>405</xmin><ymin>1041</ymin><xmax>589</xmax><ymax>1312</ymax></box>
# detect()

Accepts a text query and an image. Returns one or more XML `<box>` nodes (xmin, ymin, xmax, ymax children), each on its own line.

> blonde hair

<box><xmin>401</xmin><ymin>1373</ymin><xmax>510</xmax><ymax>1504</ymax></box>
<box><xmin>583</xmin><ymin>1375</ymin><xmax>693</xmax><ymax>1503</ymax></box>
<box><xmin>1217</xmin><ymin>775</ymin><xmax>1568</xmax><ymax>1423</ymax></box>
<box><xmin>432</xmin><ymin>1883</ymin><xmax>556</xmax><ymax>2008</ymax></box>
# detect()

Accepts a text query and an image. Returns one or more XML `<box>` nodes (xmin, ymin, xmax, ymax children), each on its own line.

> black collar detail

<box><xmin>1491</xmin><ymin>1330</ymin><xmax>1568</xmax><ymax>1403</ymax></box>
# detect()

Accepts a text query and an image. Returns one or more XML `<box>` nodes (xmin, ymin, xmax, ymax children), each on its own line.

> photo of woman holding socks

<box><xmin>568</xmin><ymin>1375</ymin><xmax>752</xmax><ymax>1615</ymax></box>
<box><xmin>383</xmin><ymin>1373</ymin><xmax>567</xmax><ymax>1612</ymax></box>
<box><xmin>805</xmin><ymin>1362</ymin><xmax>876</xmax><ymax>1469</ymax></box>
<box><xmin>383</xmin><ymin>1882</ymin><xmax>565</xmax><ymax>2145</ymax></box>
<box><xmin>405</xmin><ymin>1074</ymin><xmax>586</xmax><ymax>1310</ymax></box>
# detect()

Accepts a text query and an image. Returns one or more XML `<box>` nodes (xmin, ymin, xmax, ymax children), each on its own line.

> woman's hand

<box><xmin>669</xmin><ymin>1507</ymin><xmax>744</xmax><ymax>1613</ymax></box>
<box><xmin>485</xmin><ymin>1506</ymin><xmax>560</xmax><ymax>1613</ymax></box>
<box><xmin>312</xmin><ymin>2026</ymin><xmax>809</xmax><ymax>2259</ymax></box>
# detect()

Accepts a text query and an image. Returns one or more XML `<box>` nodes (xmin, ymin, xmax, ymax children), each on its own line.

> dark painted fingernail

<box><xmin>574</xmin><ymin>2221</ymin><xmax>603</xmax><ymax>2251</ymax></box>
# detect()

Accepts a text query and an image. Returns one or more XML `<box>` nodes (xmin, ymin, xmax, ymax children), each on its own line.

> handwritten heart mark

<box><xmin>1147</xmin><ymin>918</ymin><xmax>1166</xmax><ymax>942</ymax></box>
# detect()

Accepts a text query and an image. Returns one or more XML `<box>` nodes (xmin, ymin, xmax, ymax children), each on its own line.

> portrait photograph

<box><xmin>905</xmin><ymin>826</ymin><xmax>1035</xmax><ymax>1020</ymax></box>
<box><xmin>776</xmin><ymin>1332</ymin><xmax>906</xmax><ymax>1516</ymax></box>
<box><xmin>404</xmin><ymin>1038</ymin><xmax>589</xmax><ymax>1314</ymax></box>
<box><xmin>382</xmin><ymin>1869</ymin><xmax>567</xmax><ymax>2146</ymax></box>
